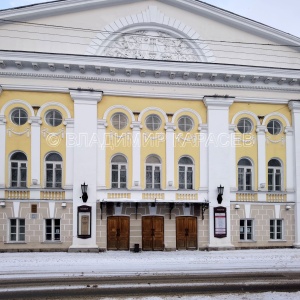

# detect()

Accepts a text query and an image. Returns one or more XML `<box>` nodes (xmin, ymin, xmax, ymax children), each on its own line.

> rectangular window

<box><xmin>270</xmin><ymin>219</ymin><xmax>283</xmax><ymax>240</ymax></box>
<box><xmin>146</xmin><ymin>165</ymin><xmax>161</xmax><ymax>189</ymax></box>
<box><xmin>111</xmin><ymin>164</ymin><xmax>127</xmax><ymax>189</ymax></box>
<box><xmin>45</xmin><ymin>219</ymin><xmax>61</xmax><ymax>241</ymax></box>
<box><xmin>46</xmin><ymin>163</ymin><xmax>62</xmax><ymax>188</ymax></box>
<box><xmin>10</xmin><ymin>219</ymin><xmax>25</xmax><ymax>242</ymax></box>
<box><xmin>240</xmin><ymin>219</ymin><xmax>253</xmax><ymax>240</ymax></box>
<box><xmin>179</xmin><ymin>166</ymin><xmax>193</xmax><ymax>190</ymax></box>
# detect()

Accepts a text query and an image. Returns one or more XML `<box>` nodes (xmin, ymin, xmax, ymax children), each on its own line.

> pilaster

<box><xmin>0</xmin><ymin>115</ymin><xmax>6</xmax><ymax>191</ymax></box>
<box><xmin>288</xmin><ymin>101</ymin><xmax>300</xmax><ymax>247</ymax></box>
<box><xmin>29</xmin><ymin>116</ymin><xmax>42</xmax><ymax>199</ymax></box>
<box><xmin>256</xmin><ymin>125</ymin><xmax>267</xmax><ymax>197</ymax></box>
<box><xmin>199</xmin><ymin>124</ymin><xmax>208</xmax><ymax>190</ymax></box>
<box><xmin>97</xmin><ymin>119</ymin><xmax>107</xmax><ymax>189</ymax></box>
<box><xmin>69</xmin><ymin>89</ymin><xmax>102</xmax><ymax>251</ymax></box>
<box><xmin>64</xmin><ymin>118</ymin><xmax>74</xmax><ymax>190</ymax></box>
<box><xmin>285</xmin><ymin>126</ymin><xmax>294</xmax><ymax>192</ymax></box>
<box><xmin>131</xmin><ymin>121</ymin><xmax>142</xmax><ymax>190</ymax></box>
<box><xmin>229</xmin><ymin>124</ymin><xmax>237</xmax><ymax>192</ymax></box>
<box><xmin>203</xmin><ymin>96</ymin><xmax>234</xmax><ymax>249</ymax></box>
<box><xmin>165</xmin><ymin>122</ymin><xmax>176</xmax><ymax>190</ymax></box>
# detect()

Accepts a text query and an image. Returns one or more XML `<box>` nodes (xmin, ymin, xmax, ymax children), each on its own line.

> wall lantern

<box><xmin>217</xmin><ymin>185</ymin><xmax>224</xmax><ymax>204</ymax></box>
<box><xmin>0</xmin><ymin>201</ymin><xmax>5</xmax><ymax>207</ymax></box>
<box><xmin>81</xmin><ymin>182</ymin><xmax>88</xmax><ymax>203</ymax></box>
<box><xmin>286</xmin><ymin>205</ymin><xmax>291</xmax><ymax>211</ymax></box>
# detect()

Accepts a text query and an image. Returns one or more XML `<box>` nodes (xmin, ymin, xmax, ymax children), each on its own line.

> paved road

<box><xmin>1</xmin><ymin>272</ymin><xmax>300</xmax><ymax>299</ymax></box>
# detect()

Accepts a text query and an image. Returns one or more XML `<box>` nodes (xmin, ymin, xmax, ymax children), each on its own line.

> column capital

<box><xmin>203</xmin><ymin>96</ymin><xmax>234</xmax><ymax>108</ymax></box>
<box><xmin>0</xmin><ymin>114</ymin><xmax>7</xmax><ymax>125</ymax></box>
<box><xmin>70</xmin><ymin>89</ymin><xmax>102</xmax><ymax>103</ymax></box>
<box><xmin>285</xmin><ymin>126</ymin><xmax>294</xmax><ymax>136</ymax></box>
<box><xmin>228</xmin><ymin>124</ymin><xmax>237</xmax><ymax>133</ymax></box>
<box><xmin>288</xmin><ymin>100</ymin><xmax>300</xmax><ymax>112</ymax></box>
<box><xmin>28</xmin><ymin>116</ymin><xmax>42</xmax><ymax>126</ymax></box>
<box><xmin>130</xmin><ymin>121</ymin><xmax>142</xmax><ymax>130</ymax></box>
<box><xmin>256</xmin><ymin>125</ymin><xmax>267</xmax><ymax>134</ymax></box>
<box><xmin>97</xmin><ymin>119</ymin><xmax>108</xmax><ymax>129</ymax></box>
<box><xmin>198</xmin><ymin>123</ymin><xmax>208</xmax><ymax>132</ymax></box>
<box><xmin>64</xmin><ymin>118</ymin><xmax>74</xmax><ymax>128</ymax></box>
<box><xmin>165</xmin><ymin>122</ymin><xmax>176</xmax><ymax>131</ymax></box>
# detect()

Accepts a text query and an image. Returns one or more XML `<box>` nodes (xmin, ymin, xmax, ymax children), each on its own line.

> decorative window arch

<box><xmin>268</xmin><ymin>158</ymin><xmax>283</xmax><ymax>191</ymax></box>
<box><xmin>111</xmin><ymin>154</ymin><xmax>127</xmax><ymax>189</ymax></box>
<box><xmin>238</xmin><ymin>158</ymin><xmax>253</xmax><ymax>191</ymax></box>
<box><xmin>178</xmin><ymin>156</ymin><xmax>194</xmax><ymax>190</ymax></box>
<box><xmin>146</xmin><ymin>155</ymin><xmax>161</xmax><ymax>189</ymax></box>
<box><xmin>45</xmin><ymin>152</ymin><xmax>63</xmax><ymax>188</ymax></box>
<box><xmin>10</xmin><ymin>151</ymin><xmax>27</xmax><ymax>188</ymax></box>
<box><xmin>86</xmin><ymin>6</ymin><xmax>215</xmax><ymax>63</ymax></box>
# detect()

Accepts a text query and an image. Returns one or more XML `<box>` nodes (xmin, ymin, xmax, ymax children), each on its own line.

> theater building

<box><xmin>0</xmin><ymin>0</ymin><xmax>300</xmax><ymax>252</ymax></box>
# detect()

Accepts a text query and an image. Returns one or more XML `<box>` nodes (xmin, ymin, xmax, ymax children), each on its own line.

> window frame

<box><xmin>178</xmin><ymin>115</ymin><xmax>194</xmax><ymax>132</ymax></box>
<box><xmin>178</xmin><ymin>157</ymin><xmax>194</xmax><ymax>190</ymax></box>
<box><xmin>237</xmin><ymin>158</ymin><xmax>253</xmax><ymax>191</ymax></box>
<box><xmin>240</xmin><ymin>219</ymin><xmax>254</xmax><ymax>241</ymax></box>
<box><xmin>45</xmin><ymin>109</ymin><xmax>63</xmax><ymax>127</ymax></box>
<box><xmin>10</xmin><ymin>108</ymin><xmax>28</xmax><ymax>126</ymax></box>
<box><xmin>268</xmin><ymin>159</ymin><xmax>283</xmax><ymax>192</ymax></box>
<box><xmin>9</xmin><ymin>218</ymin><xmax>25</xmax><ymax>242</ymax></box>
<box><xmin>45</xmin><ymin>219</ymin><xmax>61</xmax><ymax>242</ymax></box>
<box><xmin>267</xmin><ymin>119</ymin><xmax>282</xmax><ymax>135</ymax></box>
<box><xmin>145</xmin><ymin>114</ymin><xmax>162</xmax><ymax>131</ymax></box>
<box><xmin>111</xmin><ymin>112</ymin><xmax>128</xmax><ymax>130</ymax></box>
<box><xmin>44</xmin><ymin>153</ymin><xmax>63</xmax><ymax>188</ymax></box>
<box><xmin>145</xmin><ymin>163</ymin><xmax>161</xmax><ymax>190</ymax></box>
<box><xmin>111</xmin><ymin>155</ymin><xmax>127</xmax><ymax>189</ymax></box>
<box><xmin>10</xmin><ymin>152</ymin><xmax>27</xmax><ymax>188</ymax></box>
<box><xmin>237</xmin><ymin>118</ymin><xmax>253</xmax><ymax>134</ymax></box>
<box><xmin>270</xmin><ymin>219</ymin><xmax>283</xmax><ymax>240</ymax></box>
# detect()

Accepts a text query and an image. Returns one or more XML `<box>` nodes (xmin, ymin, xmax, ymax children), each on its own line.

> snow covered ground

<box><xmin>0</xmin><ymin>248</ymin><xmax>300</xmax><ymax>279</ymax></box>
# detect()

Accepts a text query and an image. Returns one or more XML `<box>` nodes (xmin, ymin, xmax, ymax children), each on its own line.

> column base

<box><xmin>208</xmin><ymin>244</ymin><xmax>235</xmax><ymax>251</ymax></box>
<box><xmin>293</xmin><ymin>243</ymin><xmax>300</xmax><ymax>248</ymax></box>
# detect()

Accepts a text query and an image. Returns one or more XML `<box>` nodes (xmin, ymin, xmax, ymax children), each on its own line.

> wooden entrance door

<box><xmin>176</xmin><ymin>217</ymin><xmax>197</xmax><ymax>250</ymax></box>
<box><xmin>142</xmin><ymin>216</ymin><xmax>164</xmax><ymax>251</ymax></box>
<box><xmin>107</xmin><ymin>216</ymin><xmax>129</xmax><ymax>250</ymax></box>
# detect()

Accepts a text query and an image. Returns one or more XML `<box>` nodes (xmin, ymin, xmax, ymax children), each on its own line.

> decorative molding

<box><xmin>0</xmin><ymin>99</ymin><xmax>35</xmax><ymax>116</ymax></box>
<box><xmin>41</xmin><ymin>127</ymin><xmax>65</xmax><ymax>139</ymax></box>
<box><xmin>165</xmin><ymin>122</ymin><xmax>176</xmax><ymax>131</ymax></box>
<box><xmin>172</xmin><ymin>108</ymin><xmax>202</xmax><ymax>124</ymax></box>
<box><xmin>87</xmin><ymin>6</ymin><xmax>214</xmax><ymax>63</ymax></box>
<box><xmin>0</xmin><ymin>115</ymin><xmax>7</xmax><ymax>125</ymax></box>
<box><xmin>37</xmin><ymin>101</ymin><xmax>72</xmax><ymax>119</ymax></box>
<box><xmin>69</xmin><ymin>90</ymin><xmax>103</xmax><ymax>103</ymax></box>
<box><xmin>138</xmin><ymin>107</ymin><xmax>168</xmax><ymax>123</ymax></box>
<box><xmin>103</xmin><ymin>105</ymin><xmax>135</xmax><ymax>122</ymax></box>
<box><xmin>199</xmin><ymin>124</ymin><xmax>208</xmax><ymax>132</ymax></box>
<box><xmin>256</xmin><ymin>125</ymin><xmax>267</xmax><ymax>134</ymax></box>
<box><xmin>130</xmin><ymin>121</ymin><xmax>142</xmax><ymax>130</ymax></box>
<box><xmin>266</xmin><ymin>136</ymin><xmax>285</xmax><ymax>144</ymax></box>
<box><xmin>28</xmin><ymin>116</ymin><xmax>42</xmax><ymax>125</ymax></box>
<box><xmin>288</xmin><ymin>101</ymin><xmax>300</xmax><ymax>111</ymax></box>
<box><xmin>284</xmin><ymin>126</ymin><xmax>294</xmax><ymax>136</ymax></box>
<box><xmin>97</xmin><ymin>119</ymin><xmax>108</xmax><ymax>129</ymax></box>
<box><xmin>7</xmin><ymin>127</ymin><xmax>30</xmax><ymax>137</ymax></box>
<box><xmin>262</xmin><ymin>112</ymin><xmax>291</xmax><ymax>127</ymax></box>
<box><xmin>231</xmin><ymin>110</ymin><xmax>261</xmax><ymax>126</ymax></box>
<box><xmin>64</xmin><ymin>118</ymin><xmax>75</xmax><ymax>127</ymax></box>
<box><xmin>203</xmin><ymin>96</ymin><xmax>234</xmax><ymax>108</ymax></box>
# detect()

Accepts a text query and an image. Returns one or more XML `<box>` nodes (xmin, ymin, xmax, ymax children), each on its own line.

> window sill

<box><xmin>4</xmin><ymin>242</ymin><xmax>26</xmax><ymax>244</ymax></box>
<box><xmin>42</xmin><ymin>241</ymin><xmax>62</xmax><ymax>244</ymax></box>
<box><xmin>238</xmin><ymin>240</ymin><xmax>257</xmax><ymax>243</ymax></box>
<box><xmin>268</xmin><ymin>240</ymin><xmax>287</xmax><ymax>243</ymax></box>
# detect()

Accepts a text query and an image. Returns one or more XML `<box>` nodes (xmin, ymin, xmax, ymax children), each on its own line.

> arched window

<box><xmin>178</xmin><ymin>156</ymin><xmax>194</xmax><ymax>190</ymax></box>
<box><xmin>238</xmin><ymin>158</ymin><xmax>253</xmax><ymax>191</ymax></box>
<box><xmin>146</xmin><ymin>155</ymin><xmax>161</xmax><ymax>189</ymax></box>
<box><xmin>268</xmin><ymin>159</ymin><xmax>282</xmax><ymax>191</ymax></box>
<box><xmin>111</xmin><ymin>155</ymin><xmax>127</xmax><ymax>188</ymax></box>
<box><xmin>45</xmin><ymin>153</ymin><xmax>62</xmax><ymax>188</ymax></box>
<box><xmin>10</xmin><ymin>152</ymin><xmax>27</xmax><ymax>187</ymax></box>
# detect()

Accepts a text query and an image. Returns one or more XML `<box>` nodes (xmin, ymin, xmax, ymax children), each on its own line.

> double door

<box><xmin>107</xmin><ymin>216</ymin><xmax>129</xmax><ymax>250</ymax></box>
<box><xmin>142</xmin><ymin>216</ymin><xmax>164</xmax><ymax>251</ymax></box>
<box><xmin>176</xmin><ymin>217</ymin><xmax>197</xmax><ymax>250</ymax></box>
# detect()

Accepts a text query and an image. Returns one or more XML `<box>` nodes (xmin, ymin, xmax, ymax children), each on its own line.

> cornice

<box><xmin>288</xmin><ymin>101</ymin><xmax>300</xmax><ymax>112</ymax></box>
<box><xmin>70</xmin><ymin>89</ymin><xmax>103</xmax><ymax>103</ymax></box>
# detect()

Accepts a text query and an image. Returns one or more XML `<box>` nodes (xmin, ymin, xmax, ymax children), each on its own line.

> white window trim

<box><xmin>178</xmin><ymin>164</ymin><xmax>194</xmax><ymax>190</ymax></box>
<box><xmin>10</xmin><ymin>107</ymin><xmax>28</xmax><ymax>126</ymax></box>
<box><xmin>44</xmin><ymin>219</ymin><xmax>61</xmax><ymax>242</ymax></box>
<box><xmin>268</xmin><ymin>165</ymin><xmax>283</xmax><ymax>191</ymax></box>
<box><xmin>111</xmin><ymin>162</ymin><xmax>127</xmax><ymax>189</ymax></box>
<box><xmin>8</xmin><ymin>218</ymin><xmax>25</xmax><ymax>243</ymax></box>
<box><xmin>238</xmin><ymin>165</ymin><xmax>254</xmax><ymax>191</ymax></box>
<box><xmin>44</xmin><ymin>160</ymin><xmax>63</xmax><ymax>188</ymax></box>
<box><xmin>270</xmin><ymin>219</ymin><xmax>284</xmax><ymax>241</ymax></box>
<box><xmin>9</xmin><ymin>159</ymin><xmax>27</xmax><ymax>188</ymax></box>
<box><xmin>145</xmin><ymin>163</ymin><xmax>161</xmax><ymax>190</ymax></box>
<box><xmin>239</xmin><ymin>219</ymin><xmax>254</xmax><ymax>241</ymax></box>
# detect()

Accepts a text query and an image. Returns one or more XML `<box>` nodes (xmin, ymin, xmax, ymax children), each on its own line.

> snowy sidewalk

<box><xmin>1</xmin><ymin>248</ymin><xmax>300</xmax><ymax>279</ymax></box>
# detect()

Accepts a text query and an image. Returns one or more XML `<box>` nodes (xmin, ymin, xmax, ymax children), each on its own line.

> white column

<box><xmin>64</xmin><ymin>118</ymin><xmax>74</xmax><ymax>199</ymax></box>
<box><xmin>204</xmin><ymin>96</ymin><xmax>234</xmax><ymax>249</ymax></box>
<box><xmin>229</xmin><ymin>124</ymin><xmax>237</xmax><ymax>191</ymax></box>
<box><xmin>0</xmin><ymin>114</ymin><xmax>6</xmax><ymax>196</ymax></box>
<box><xmin>199</xmin><ymin>124</ymin><xmax>208</xmax><ymax>190</ymax></box>
<box><xmin>288</xmin><ymin>101</ymin><xmax>300</xmax><ymax>247</ymax></box>
<box><xmin>97</xmin><ymin>119</ymin><xmax>107</xmax><ymax>189</ymax></box>
<box><xmin>285</xmin><ymin>126</ymin><xmax>294</xmax><ymax>194</ymax></box>
<box><xmin>29</xmin><ymin>116</ymin><xmax>42</xmax><ymax>199</ymax></box>
<box><xmin>131</xmin><ymin>121</ymin><xmax>142</xmax><ymax>190</ymax></box>
<box><xmin>165</xmin><ymin>122</ymin><xmax>176</xmax><ymax>190</ymax></box>
<box><xmin>69</xmin><ymin>90</ymin><xmax>102</xmax><ymax>251</ymax></box>
<box><xmin>256</xmin><ymin>125</ymin><xmax>267</xmax><ymax>193</ymax></box>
